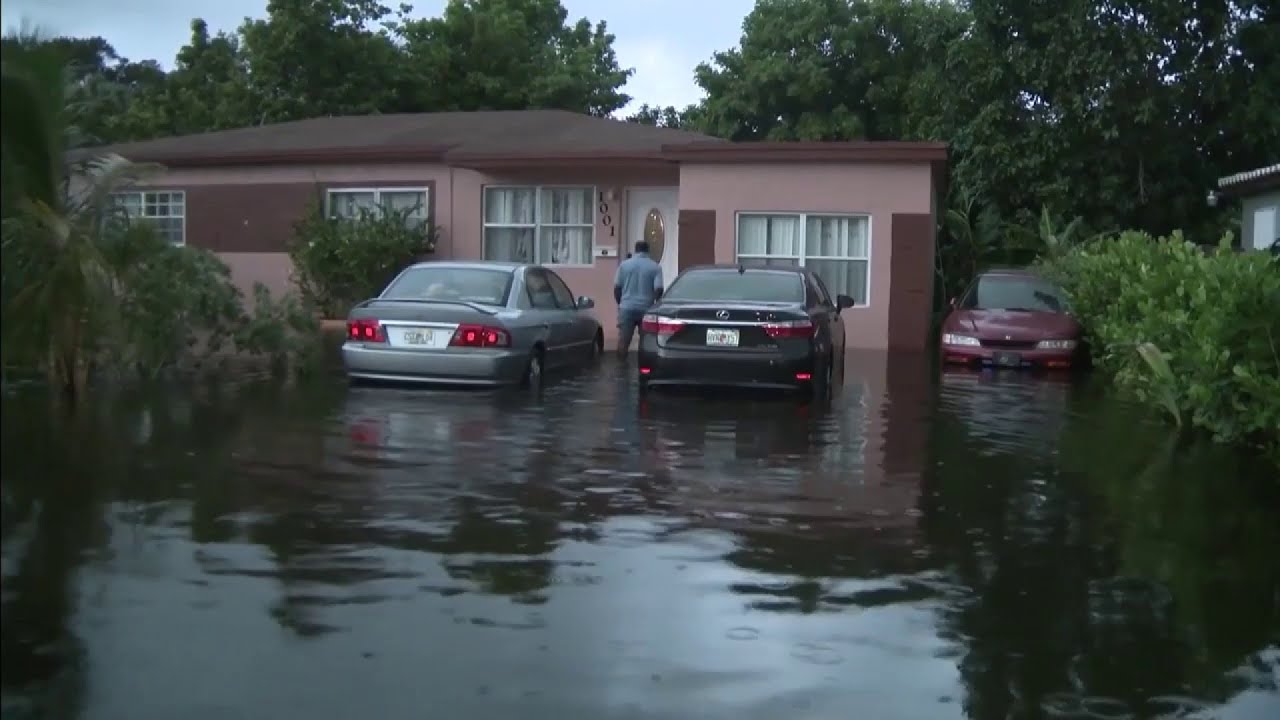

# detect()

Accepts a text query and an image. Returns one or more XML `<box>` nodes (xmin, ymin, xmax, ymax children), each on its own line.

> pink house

<box><xmin>96</xmin><ymin>110</ymin><xmax>947</xmax><ymax>350</ymax></box>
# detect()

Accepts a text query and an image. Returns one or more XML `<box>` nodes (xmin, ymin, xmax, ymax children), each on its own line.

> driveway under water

<box><xmin>2</xmin><ymin>354</ymin><xmax>1277</xmax><ymax>720</ymax></box>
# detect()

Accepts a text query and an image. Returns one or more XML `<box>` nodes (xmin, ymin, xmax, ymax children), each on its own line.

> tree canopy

<box><xmin>5</xmin><ymin>0</ymin><xmax>1276</xmax><ymax>253</ymax></box>
<box><xmin>0</xmin><ymin>0</ymin><xmax>635</xmax><ymax>147</ymax></box>
<box><xmin>689</xmin><ymin>0</ymin><xmax>1277</xmax><ymax>238</ymax></box>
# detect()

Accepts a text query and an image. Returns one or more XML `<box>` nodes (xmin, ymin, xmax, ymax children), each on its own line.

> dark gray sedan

<box><xmin>341</xmin><ymin>261</ymin><xmax>604</xmax><ymax>387</ymax></box>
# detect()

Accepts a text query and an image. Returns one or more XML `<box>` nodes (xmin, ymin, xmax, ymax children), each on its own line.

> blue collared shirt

<box><xmin>614</xmin><ymin>252</ymin><xmax>664</xmax><ymax>312</ymax></box>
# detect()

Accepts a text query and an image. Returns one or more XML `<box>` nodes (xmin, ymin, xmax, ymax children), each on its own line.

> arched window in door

<box><xmin>644</xmin><ymin>208</ymin><xmax>666</xmax><ymax>262</ymax></box>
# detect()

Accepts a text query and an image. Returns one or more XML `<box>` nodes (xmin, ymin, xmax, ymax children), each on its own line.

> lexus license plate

<box><xmin>705</xmin><ymin>328</ymin><xmax>740</xmax><ymax>347</ymax></box>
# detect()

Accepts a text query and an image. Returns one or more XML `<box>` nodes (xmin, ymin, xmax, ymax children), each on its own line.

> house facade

<box><xmin>1216</xmin><ymin>163</ymin><xmax>1279</xmax><ymax>252</ymax></box>
<box><xmin>95</xmin><ymin>110</ymin><xmax>946</xmax><ymax>350</ymax></box>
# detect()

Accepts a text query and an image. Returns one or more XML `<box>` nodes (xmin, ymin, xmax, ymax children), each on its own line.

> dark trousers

<box><xmin>617</xmin><ymin>307</ymin><xmax>647</xmax><ymax>353</ymax></box>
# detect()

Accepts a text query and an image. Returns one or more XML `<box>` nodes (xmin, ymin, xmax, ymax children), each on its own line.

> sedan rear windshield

<box><xmin>962</xmin><ymin>274</ymin><xmax>1068</xmax><ymax>313</ymax></box>
<box><xmin>381</xmin><ymin>267</ymin><xmax>513</xmax><ymax>306</ymax></box>
<box><xmin>664</xmin><ymin>270</ymin><xmax>805</xmax><ymax>303</ymax></box>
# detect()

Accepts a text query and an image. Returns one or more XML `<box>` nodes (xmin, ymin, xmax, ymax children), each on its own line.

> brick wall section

<box><xmin>677</xmin><ymin>210</ymin><xmax>716</xmax><ymax>271</ymax></box>
<box><xmin>886</xmin><ymin>213</ymin><xmax>936</xmax><ymax>351</ymax></box>
<box><xmin>183</xmin><ymin>183</ymin><xmax>319</xmax><ymax>252</ymax></box>
<box><xmin>179</xmin><ymin>180</ymin><xmax>438</xmax><ymax>253</ymax></box>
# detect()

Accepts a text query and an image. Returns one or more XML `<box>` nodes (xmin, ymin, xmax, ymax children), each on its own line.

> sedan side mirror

<box><xmin>949</xmin><ymin>297</ymin><xmax>958</xmax><ymax>309</ymax></box>
<box><xmin>835</xmin><ymin>294</ymin><xmax>855</xmax><ymax>310</ymax></box>
<box><xmin>576</xmin><ymin>295</ymin><xmax>595</xmax><ymax>310</ymax></box>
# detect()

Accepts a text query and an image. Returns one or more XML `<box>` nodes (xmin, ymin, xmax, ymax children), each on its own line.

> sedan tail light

<box><xmin>763</xmin><ymin>319</ymin><xmax>815</xmax><ymax>338</ymax></box>
<box><xmin>641</xmin><ymin>314</ymin><xmax>684</xmax><ymax>335</ymax></box>
<box><xmin>449</xmin><ymin>323</ymin><xmax>512</xmax><ymax>348</ymax></box>
<box><xmin>347</xmin><ymin>318</ymin><xmax>386</xmax><ymax>343</ymax></box>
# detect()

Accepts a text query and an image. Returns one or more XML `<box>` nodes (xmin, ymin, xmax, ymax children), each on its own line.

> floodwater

<box><xmin>2</xmin><ymin>353</ymin><xmax>1277</xmax><ymax>720</ymax></box>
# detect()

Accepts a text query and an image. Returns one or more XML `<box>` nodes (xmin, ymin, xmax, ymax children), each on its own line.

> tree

<box><xmin>624</xmin><ymin>103</ymin><xmax>696</xmax><ymax>129</ymax></box>
<box><xmin>690</xmin><ymin>0</ymin><xmax>1278</xmax><ymax>257</ymax></box>
<box><xmin>236</xmin><ymin>0</ymin><xmax>406</xmax><ymax>123</ymax></box>
<box><xmin>397</xmin><ymin>0</ymin><xmax>632</xmax><ymax>116</ymax></box>
<box><xmin>691</xmin><ymin>0</ymin><xmax>969</xmax><ymax>141</ymax></box>
<box><xmin>1</xmin><ymin>32</ymin><xmax>160</xmax><ymax>398</ymax></box>
<box><xmin>161</xmin><ymin>20</ymin><xmax>256</xmax><ymax>134</ymax></box>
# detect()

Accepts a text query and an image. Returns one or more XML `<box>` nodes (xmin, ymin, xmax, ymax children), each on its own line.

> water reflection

<box><xmin>2</xmin><ymin>357</ymin><xmax>1277</xmax><ymax>720</ymax></box>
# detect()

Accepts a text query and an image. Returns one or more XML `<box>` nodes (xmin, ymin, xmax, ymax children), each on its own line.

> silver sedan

<box><xmin>341</xmin><ymin>261</ymin><xmax>604</xmax><ymax>387</ymax></box>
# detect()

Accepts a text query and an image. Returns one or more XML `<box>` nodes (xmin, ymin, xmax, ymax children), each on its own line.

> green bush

<box><xmin>3</xmin><ymin>210</ymin><xmax>324</xmax><ymax>384</ymax></box>
<box><xmin>108</xmin><ymin>224</ymin><xmax>245</xmax><ymax>376</ymax></box>
<box><xmin>235</xmin><ymin>283</ymin><xmax>325</xmax><ymax>377</ymax></box>
<box><xmin>1041</xmin><ymin>231</ymin><xmax>1280</xmax><ymax>455</ymax></box>
<box><xmin>288</xmin><ymin>202</ymin><xmax>438</xmax><ymax>318</ymax></box>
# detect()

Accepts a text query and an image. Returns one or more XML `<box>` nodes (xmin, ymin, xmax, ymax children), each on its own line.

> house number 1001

<box><xmin>598</xmin><ymin>191</ymin><xmax>615</xmax><ymax>237</ymax></box>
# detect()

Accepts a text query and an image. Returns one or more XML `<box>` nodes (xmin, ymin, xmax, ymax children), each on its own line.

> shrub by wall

<box><xmin>1041</xmin><ymin>231</ymin><xmax>1280</xmax><ymax>457</ymax></box>
<box><xmin>288</xmin><ymin>204</ymin><xmax>439</xmax><ymax>319</ymax></box>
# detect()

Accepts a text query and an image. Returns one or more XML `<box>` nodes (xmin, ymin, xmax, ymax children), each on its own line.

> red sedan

<box><xmin>939</xmin><ymin>269</ymin><xmax>1087</xmax><ymax>370</ymax></box>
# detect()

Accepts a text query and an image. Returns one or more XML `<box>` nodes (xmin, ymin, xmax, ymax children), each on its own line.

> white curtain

<box><xmin>738</xmin><ymin>215</ymin><xmax>800</xmax><ymax>264</ymax></box>
<box><xmin>540</xmin><ymin>228</ymin><xmax>591</xmax><ymax>264</ymax></box>
<box><xmin>484</xmin><ymin>228</ymin><xmax>535</xmax><ymax>262</ymax></box>
<box><xmin>738</xmin><ymin>215</ymin><xmax>769</xmax><ymax>255</ymax></box>
<box><xmin>485</xmin><ymin>188</ymin><xmax>536</xmax><ymax>225</ymax></box>
<box><xmin>484</xmin><ymin>188</ymin><xmax>536</xmax><ymax>261</ymax></box>
<box><xmin>381</xmin><ymin>190</ymin><xmax>428</xmax><ymax>228</ymax></box>
<box><xmin>330</xmin><ymin>191</ymin><xmax>377</xmax><ymax>218</ymax></box>
<box><xmin>804</xmin><ymin>215</ymin><xmax>869</xmax><ymax>304</ymax></box>
<box><xmin>541</xmin><ymin>188</ymin><xmax>591</xmax><ymax>225</ymax></box>
<box><xmin>806</xmin><ymin>216</ymin><xmax>867</xmax><ymax>258</ymax></box>
<box><xmin>483</xmin><ymin>187</ymin><xmax>592</xmax><ymax>264</ymax></box>
<box><xmin>538</xmin><ymin>188</ymin><xmax>592</xmax><ymax>264</ymax></box>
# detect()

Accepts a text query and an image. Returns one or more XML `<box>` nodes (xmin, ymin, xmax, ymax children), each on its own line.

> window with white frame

<box><xmin>328</xmin><ymin>188</ymin><xmax>429</xmax><ymax>229</ymax></box>
<box><xmin>736</xmin><ymin>213</ymin><xmax>871</xmax><ymax>305</ymax></box>
<box><xmin>112</xmin><ymin>190</ymin><xmax>186</xmax><ymax>245</ymax></box>
<box><xmin>483</xmin><ymin>186</ymin><xmax>593</xmax><ymax>265</ymax></box>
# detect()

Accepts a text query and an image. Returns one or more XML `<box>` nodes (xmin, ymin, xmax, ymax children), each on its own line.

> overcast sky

<box><xmin>1</xmin><ymin>0</ymin><xmax>755</xmax><ymax>113</ymax></box>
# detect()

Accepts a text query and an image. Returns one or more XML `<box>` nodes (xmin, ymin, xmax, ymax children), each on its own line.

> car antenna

<box><xmin>737</xmin><ymin>263</ymin><xmax>745</xmax><ymax>275</ymax></box>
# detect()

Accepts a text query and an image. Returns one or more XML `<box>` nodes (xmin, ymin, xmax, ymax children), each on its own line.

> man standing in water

<box><xmin>613</xmin><ymin>240</ymin><xmax>664</xmax><ymax>357</ymax></box>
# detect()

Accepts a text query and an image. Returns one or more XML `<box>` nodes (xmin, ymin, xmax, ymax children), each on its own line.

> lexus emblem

<box><xmin>716</xmin><ymin>310</ymin><xmax>730</xmax><ymax>320</ymax></box>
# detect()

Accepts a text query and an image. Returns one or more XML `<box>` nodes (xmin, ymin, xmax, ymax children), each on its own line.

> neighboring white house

<box><xmin>1216</xmin><ymin>164</ymin><xmax>1279</xmax><ymax>251</ymax></box>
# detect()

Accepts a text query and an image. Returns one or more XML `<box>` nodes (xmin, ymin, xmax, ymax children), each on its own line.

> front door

<box><xmin>626</xmin><ymin>188</ymin><xmax>680</xmax><ymax>289</ymax></box>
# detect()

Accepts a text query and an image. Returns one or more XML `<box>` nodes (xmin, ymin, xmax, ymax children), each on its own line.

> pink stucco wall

<box><xmin>143</xmin><ymin>160</ymin><xmax>935</xmax><ymax>348</ymax></box>
<box><xmin>148</xmin><ymin>163</ymin><xmax>682</xmax><ymax>342</ymax></box>
<box><xmin>678</xmin><ymin>162</ymin><xmax>935</xmax><ymax>350</ymax></box>
<box><xmin>450</xmin><ymin>166</ymin><xmax>679</xmax><ymax>342</ymax></box>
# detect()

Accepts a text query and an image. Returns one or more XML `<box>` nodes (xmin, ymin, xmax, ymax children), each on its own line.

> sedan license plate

<box><xmin>706</xmin><ymin>328</ymin><xmax>740</xmax><ymax>347</ymax></box>
<box><xmin>994</xmin><ymin>351</ymin><xmax>1022</xmax><ymax>367</ymax></box>
<box><xmin>402</xmin><ymin>328</ymin><xmax>435</xmax><ymax>346</ymax></box>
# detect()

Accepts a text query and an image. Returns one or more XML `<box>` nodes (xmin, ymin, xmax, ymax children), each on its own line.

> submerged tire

<box><xmin>522</xmin><ymin>348</ymin><xmax>544</xmax><ymax>390</ymax></box>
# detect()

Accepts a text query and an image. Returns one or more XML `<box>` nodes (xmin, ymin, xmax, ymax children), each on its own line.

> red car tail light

<box><xmin>641</xmin><ymin>314</ymin><xmax>684</xmax><ymax>335</ymax></box>
<box><xmin>763</xmin><ymin>320</ymin><xmax>815</xmax><ymax>338</ymax></box>
<box><xmin>347</xmin><ymin>318</ymin><xmax>386</xmax><ymax>343</ymax></box>
<box><xmin>449</xmin><ymin>324</ymin><xmax>512</xmax><ymax>348</ymax></box>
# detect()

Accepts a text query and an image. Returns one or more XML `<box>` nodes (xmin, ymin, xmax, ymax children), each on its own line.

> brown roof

<box><xmin>78</xmin><ymin>110</ymin><xmax>951</xmax><ymax>169</ymax></box>
<box><xmin>661</xmin><ymin>140</ymin><xmax>948</xmax><ymax>163</ymax></box>
<box><xmin>79</xmin><ymin>110</ymin><xmax>724</xmax><ymax>167</ymax></box>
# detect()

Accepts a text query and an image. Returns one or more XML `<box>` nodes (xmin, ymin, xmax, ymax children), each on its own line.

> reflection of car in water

<box><xmin>341</xmin><ymin>386</ymin><xmax>507</xmax><ymax>469</ymax></box>
<box><xmin>342</xmin><ymin>261</ymin><xmax>604</xmax><ymax>388</ymax></box>
<box><xmin>938</xmin><ymin>369</ymin><xmax>1074</xmax><ymax>455</ymax></box>
<box><xmin>940</xmin><ymin>268</ymin><xmax>1088</xmax><ymax>371</ymax></box>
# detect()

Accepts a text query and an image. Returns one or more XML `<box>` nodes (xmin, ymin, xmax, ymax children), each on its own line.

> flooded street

<box><xmin>2</xmin><ymin>354</ymin><xmax>1278</xmax><ymax>720</ymax></box>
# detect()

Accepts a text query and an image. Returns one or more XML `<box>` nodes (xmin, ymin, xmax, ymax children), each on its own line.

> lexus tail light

<box><xmin>763</xmin><ymin>320</ymin><xmax>815</xmax><ymax>338</ymax></box>
<box><xmin>641</xmin><ymin>314</ymin><xmax>684</xmax><ymax>335</ymax></box>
